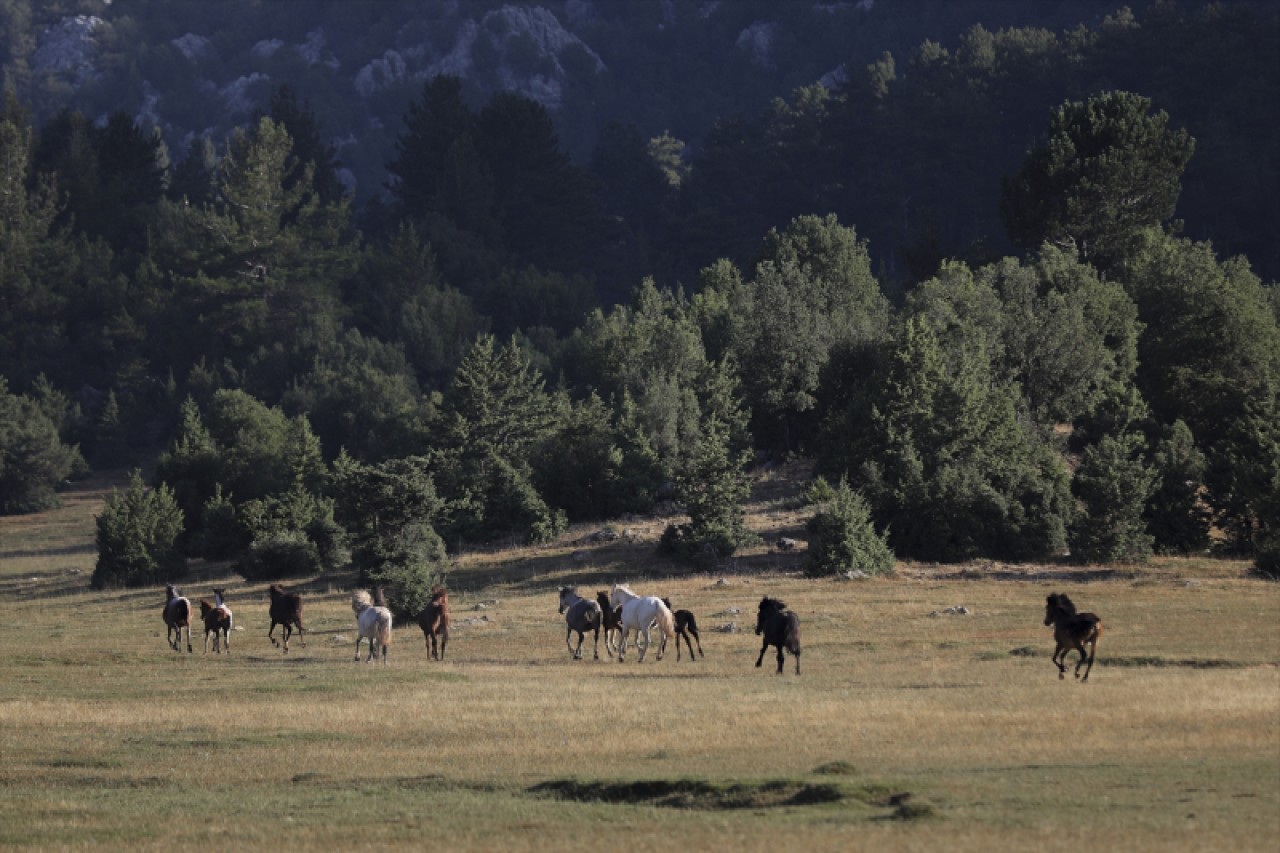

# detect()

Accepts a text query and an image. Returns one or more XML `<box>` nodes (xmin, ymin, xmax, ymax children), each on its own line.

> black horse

<box><xmin>1043</xmin><ymin>593</ymin><xmax>1102</xmax><ymax>681</ymax></box>
<box><xmin>755</xmin><ymin>596</ymin><xmax>801</xmax><ymax>675</ymax></box>
<box><xmin>661</xmin><ymin>597</ymin><xmax>704</xmax><ymax>661</ymax></box>
<box><xmin>559</xmin><ymin>587</ymin><xmax>603</xmax><ymax>660</ymax></box>
<box><xmin>267</xmin><ymin>583</ymin><xmax>306</xmax><ymax>653</ymax></box>
<box><xmin>597</xmin><ymin>590</ymin><xmax>624</xmax><ymax>657</ymax></box>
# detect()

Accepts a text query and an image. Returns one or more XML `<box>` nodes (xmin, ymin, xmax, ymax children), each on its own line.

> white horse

<box><xmin>351</xmin><ymin>588</ymin><xmax>393</xmax><ymax>664</ymax></box>
<box><xmin>610</xmin><ymin>583</ymin><xmax>675</xmax><ymax>663</ymax></box>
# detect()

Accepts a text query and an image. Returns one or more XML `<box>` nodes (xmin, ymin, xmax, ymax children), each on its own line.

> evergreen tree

<box><xmin>92</xmin><ymin>469</ymin><xmax>186</xmax><ymax>589</ymax></box>
<box><xmin>1069</xmin><ymin>432</ymin><xmax>1157</xmax><ymax>564</ymax></box>
<box><xmin>1145</xmin><ymin>419</ymin><xmax>1211</xmax><ymax>555</ymax></box>
<box><xmin>805</xmin><ymin>478</ymin><xmax>895</xmax><ymax>578</ymax></box>
<box><xmin>0</xmin><ymin>376</ymin><xmax>85</xmax><ymax>515</ymax></box>
<box><xmin>1001</xmin><ymin>90</ymin><xmax>1195</xmax><ymax>269</ymax></box>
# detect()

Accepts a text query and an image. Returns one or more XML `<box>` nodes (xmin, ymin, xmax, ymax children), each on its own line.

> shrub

<box><xmin>236</xmin><ymin>532</ymin><xmax>322</xmax><ymax>581</ymax></box>
<box><xmin>804</xmin><ymin>479</ymin><xmax>895</xmax><ymax>577</ymax></box>
<box><xmin>92</xmin><ymin>470</ymin><xmax>186</xmax><ymax>589</ymax></box>
<box><xmin>364</xmin><ymin>522</ymin><xmax>449</xmax><ymax>623</ymax></box>
<box><xmin>1069</xmin><ymin>432</ymin><xmax>1156</xmax><ymax>563</ymax></box>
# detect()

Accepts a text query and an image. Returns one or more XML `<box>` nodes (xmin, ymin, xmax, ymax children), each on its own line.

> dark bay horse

<box><xmin>597</xmin><ymin>590</ymin><xmax>623</xmax><ymax>658</ymax></box>
<box><xmin>755</xmin><ymin>596</ymin><xmax>801</xmax><ymax>675</ymax></box>
<box><xmin>268</xmin><ymin>583</ymin><xmax>306</xmax><ymax>653</ymax></box>
<box><xmin>417</xmin><ymin>586</ymin><xmax>451</xmax><ymax>661</ymax></box>
<box><xmin>164</xmin><ymin>584</ymin><xmax>192</xmax><ymax>653</ymax></box>
<box><xmin>559</xmin><ymin>587</ymin><xmax>603</xmax><ymax>660</ymax></box>
<box><xmin>1044</xmin><ymin>593</ymin><xmax>1102</xmax><ymax>681</ymax></box>
<box><xmin>662</xmin><ymin>597</ymin><xmax>704</xmax><ymax>661</ymax></box>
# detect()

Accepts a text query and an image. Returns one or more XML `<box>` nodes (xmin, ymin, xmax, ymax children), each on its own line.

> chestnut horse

<box><xmin>417</xmin><ymin>586</ymin><xmax>451</xmax><ymax>661</ymax></box>
<box><xmin>199</xmin><ymin>588</ymin><xmax>233</xmax><ymax>654</ymax></box>
<box><xmin>662</xmin><ymin>597</ymin><xmax>704</xmax><ymax>661</ymax></box>
<box><xmin>163</xmin><ymin>584</ymin><xmax>192</xmax><ymax>653</ymax></box>
<box><xmin>1044</xmin><ymin>593</ymin><xmax>1102</xmax><ymax>681</ymax></box>
<box><xmin>267</xmin><ymin>583</ymin><xmax>305</xmax><ymax>653</ymax></box>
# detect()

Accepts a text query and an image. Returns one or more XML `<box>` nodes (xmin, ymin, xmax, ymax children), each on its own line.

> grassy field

<box><xmin>1</xmin><ymin>471</ymin><xmax>1277</xmax><ymax>851</ymax></box>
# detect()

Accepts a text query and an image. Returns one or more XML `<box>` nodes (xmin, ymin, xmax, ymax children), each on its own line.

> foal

<box><xmin>417</xmin><ymin>586</ymin><xmax>451</xmax><ymax>661</ymax></box>
<box><xmin>267</xmin><ymin>583</ymin><xmax>305</xmax><ymax>653</ymax></box>
<box><xmin>596</xmin><ymin>590</ymin><xmax>623</xmax><ymax>658</ymax></box>
<box><xmin>199</xmin><ymin>588</ymin><xmax>233</xmax><ymax>654</ymax></box>
<box><xmin>1044</xmin><ymin>593</ymin><xmax>1102</xmax><ymax>681</ymax></box>
<box><xmin>661</xmin><ymin>597</ymin><xmax>704</xmax><ymax>661</ymax></box>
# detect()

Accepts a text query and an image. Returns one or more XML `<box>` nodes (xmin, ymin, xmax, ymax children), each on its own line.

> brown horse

<box><xmin>417</xmin><ymin>586</ymin><xmax>451</xmax><ymax>661</ymax></box>
<box><xmin>199</xmin><ymin>596</ymin><xmax>232</xmax><ymax>654</ymax></box>
<box><xmin>662</xmin><ymin>597</ymin><xmax>704</xmax><ymax>661</ymax></box>
<box><xmin>1044</xmin><ymin>593</ymin><xmax>1102</xmax><ymax>681</ymax></box>
<box><xmin>268</xmin><ymin>583</ymin><xmax>306</xmax><ymax>653</ymax></box>
<box><xmin>597</xmin><ymin>590</ymin><xmax>623</xmax><ymax>658</ymax></box>
<box><xmin>163</xmin><ymin>584</ymin><xmax>192</xmax><ymax>653</ymax></box>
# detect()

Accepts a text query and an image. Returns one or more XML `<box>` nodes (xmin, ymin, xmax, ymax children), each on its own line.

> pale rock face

<box><xmin>252</xmin><ymin>39</ymin><xmax>284</xmax><ymax>59</ymax></box>
<box><xmin>353</xmin><ymin>6</ymin><xmax>603</xmax><ymax>112</ymax></box>
<box><xmin>219</xmin><ymin>73</ymin><xmax>271</xmax><ymax>115</ymax></box>
<box><xmin>736</xmin><ymin>21</ymin><xmax>777</xmax><ymax>68</ymax></box>
<box><xmin>32</xmin><ymin>15</ymin><xmax>105</xmax><ymax>85</ymax></box>
<box><xmin>170</xmin><ymin>32</ymin><xmax>213</xmax><ymax>63</ymax></box>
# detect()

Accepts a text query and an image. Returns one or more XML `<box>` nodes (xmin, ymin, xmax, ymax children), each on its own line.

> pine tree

<box><xmin>92</xmin><ymin>470</ymin><xmax>186</xmax><ymax>588</ymax></box>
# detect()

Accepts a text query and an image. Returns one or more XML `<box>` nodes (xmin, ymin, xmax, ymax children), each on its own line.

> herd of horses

<box><xmin>161</xmin><ymin>582</ymin><xmax>1103</xmax><ymax>681</ymax></box>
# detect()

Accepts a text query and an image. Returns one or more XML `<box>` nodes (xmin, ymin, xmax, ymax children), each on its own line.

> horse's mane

<box><xmin>614</xmin><ymin>583</ymin><xmax>636</xmax><ymax>596</ymax></box>
<box><xmin>431</xmin><ymin>585</ymin><xmax>448</xmax><ymax>601</ymax></box>
<box><xmin>761</xmin><ymin>596</ymin><xmax>787</xmax><ymax>611</ymax></box>
<box><xmin>352</xmin><ymin>589</ymin><xmax>374</xmax><ymax>610</ymax></box>
<box><xmin>1049</xmin><ymin>593</ymin><xmax>1077</xmax><ymax>615</ymax></box>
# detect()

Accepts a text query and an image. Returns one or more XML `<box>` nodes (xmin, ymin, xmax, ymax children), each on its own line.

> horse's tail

<box><xmin>172</xmin><ymin>597</ymin><xmax>191</xmax><ymax>625</ymax></box>
<box><xmin>655</xmin><ymin>601</ymin><xmax>676</xmax><ymax>639</ymax></box>
<box><xmin>587</xmin><ymin>599</ymin><xmax>603</xmax><ymax>628</ymax></box>
<box><xmin>786</xmin><ymin>612</ymin><xmax>802</xmax><ymax>655</ymax></box>
<box><xmin>375</xmin><ymin>609</ymin><xmax>393</xmax><ymax>648</ymax></box>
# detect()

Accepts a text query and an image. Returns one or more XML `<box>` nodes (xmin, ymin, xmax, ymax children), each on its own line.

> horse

<box><xmin>352</xmin><ymin>587</ymin><xmax>393</xmax><ymax>664</ymax></box>
<box><xmin>199</xmin><ymin>588</ymin><xmax>233</xmax><ymax>654</ymax></box>
<box><xmin>661</xmin><ymin>597</ymin><xmax>704</xmax><ymax>661</ymax></box>
<box><xmin>163</xmin><ymin>584</ymin><xmax>192</xmax><ymax>653</ymax></box>
<box><xmin>1044</xmin><ymin>593</ymin><xmax>1102</xmax><ymax>681</ymax></box>
<box><xmin>609</xmin><ymin>583</ymin><xmax>675</xmax><ymax>663</ymax></box>
<box><xmin>755</xmin><ymin>596</ymin><xmax>801</xmax><ymax>675</ymax></box>
<box><xmin>597</xmin><ymin>590</ymin><xmax>624</xmax><ymax>658</ymax></box>
<box><xmin>558</xmin><ymin>587</ymin><xmax>603</xmax><ymax>660</ymax></box>
<box><xmin>417</xmin><ymin>585</ymin><xmax>451</xmax><ymax>661</ymax></box>
<box><xmin>267</xmin><ymin>583</ymin><xmax>305</xmax><ymax>653</ymax></box>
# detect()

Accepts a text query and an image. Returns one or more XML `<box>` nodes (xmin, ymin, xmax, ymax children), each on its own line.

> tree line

<box><xmin>1</xmin><ymin>8</ymin><xmax>1277</xmax><ymax>599</ymax></box>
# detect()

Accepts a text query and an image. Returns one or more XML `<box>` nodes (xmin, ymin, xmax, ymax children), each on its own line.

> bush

<box><xmin>1069</xmin><ymin>433</ymin><xmax>1156</xmax><ymax>563</ymax></box>
<box><xmin>363</xmin><ymin>522</ymin><xmax>449</xmax><ymax>623</ymax></box>
<box><xmin>92</xmin><ymin>470</ymin><xmax>186</xmax><ymax>589</ymax></box>
<box><xmin>804</xmin><ymin>479</ymin><xmax>895</xmax><ymax>577</ymax></box>
<box><xmin>236</xmin><ymin>532</ymin><xmax>322</xmax><ymax>581</ymax></box>
<box><xmin>196</xmin><ymin>486</ymin><xmax>250</xmax><ymax>560</ymax></box>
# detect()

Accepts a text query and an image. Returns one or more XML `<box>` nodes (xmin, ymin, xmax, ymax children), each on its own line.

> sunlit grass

<box><xmin>0</xmin><ymin>475</ymin><xmax>1277</xmax><ymax>850</ymax></box>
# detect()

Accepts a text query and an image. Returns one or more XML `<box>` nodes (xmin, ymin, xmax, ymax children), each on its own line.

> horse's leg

<box><xmin>794</xmin><ymin>647</ymin><xmax>801</xmax><ymax>675</ymax></box>
<box><xmin>756</xmin><ymin>638</ymin><xmax>768</xmax><ymax>668</ymax></box>
<box><xmin>637</xmin><ymin>624</ymin><xmax>650</xmax><ymax>663</ymax></box>
<box><xmin>592</xmin><ymin>624</ymin><xmax>600</xmax><ymax>660</ymax></box>
<box><xmin>184</xmin><ymin>624</ymin><xmax>192</xmax><ymax>653</ymax></box>
<box><xmin>776</xmin><ymin>644</ymin><xmax>785</xmax><ymax>674</ymax></box>
<box><xmin>1051</xmin><ymin>641</ymin><xmax>1066</xmax><ymax>679</ymax></box>
<box><xmin>676</xmin><ymin>629</ymin><xmax>683</xmax><ymax>662</ymax></box>
<box><xmin>269</xmin><ymin>620</ymin><xmax>278</xmax><ymax>649</ymax></box>
<box><xmin>1081</xmin><ymin>631</ymin><xmax>1098</xmax><ymax>682</ymax></box>
<box><xmin>354</xmin><ymin>636</ymin><xmax>363</xmax><ymax>662</ymax></box>
<box><xmin>282</xmin><ymin>624</ymin><xmax>291</xmax><ymax>653</ymax></box>
<box><xmin>1073</xmin><ymin>641</ymin><xmax>1089</xmax><ymax>679</ymax></box>
<box><xmin>691</xmin><ymin>626</ymin><xmax>704</xmax><ymax>658</ymax></box>
<box><xmin>617</xmin><ymin>628</ymin><xmax>628</xmax><ymax>662</ymax></box>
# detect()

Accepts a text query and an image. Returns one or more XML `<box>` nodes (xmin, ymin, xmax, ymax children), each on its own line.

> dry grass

<box><xmin>0</xmin><ymin>470</ymin><xmax>1277</xmax><ymax>851</ymax></box>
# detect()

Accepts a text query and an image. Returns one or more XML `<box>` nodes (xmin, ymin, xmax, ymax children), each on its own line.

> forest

<box><xmin>1</xmin><ymin>0</ymin><xmax>1278</xmax><ymax>608</ymax></box>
